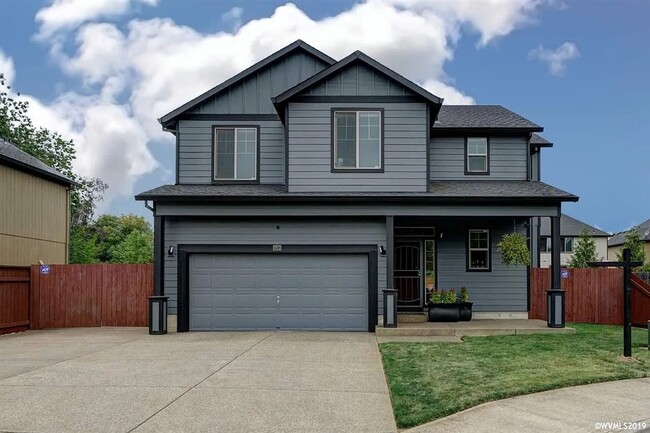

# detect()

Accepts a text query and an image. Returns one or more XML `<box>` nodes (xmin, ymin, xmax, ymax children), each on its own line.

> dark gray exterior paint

<box><xmin>429</xmin><ymin>135</ymin><xmax>528</xmax><ymax>180</ymax></box>
<box><xmin>178</xmin><ymin>119</ymin><xmax>285</xmax><ymax>184</ymax></box>
<box><xmin>300</xmin><ymin>63</ymin><xmax>413</xmax><ymax>97</ymax></box>
<box><xmin>164</xmin><ymin>217</ymin><xmax>387</xmax><ymax>314</ymax></box>
<box><xmin>288</xmin><ymin>101</ymin><xmax>428</xmax><ymax>192</ymax></box>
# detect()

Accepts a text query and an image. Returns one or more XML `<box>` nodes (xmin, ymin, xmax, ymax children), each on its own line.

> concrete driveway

<box><xmin>0</xmin><ymin>328</ymin><xmax>397</xmax><ymax>433</ymax></box>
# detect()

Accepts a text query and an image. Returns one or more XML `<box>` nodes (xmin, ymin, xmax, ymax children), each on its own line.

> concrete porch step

<box><xmin>375</xmin><ymin>320</ymin><xmax>576</xmax><ymax>337</ymax></box>
<box><xmin>397</xmin><ymin>313</ymin><xmax>427</xmax><ymax>323</ymax></box>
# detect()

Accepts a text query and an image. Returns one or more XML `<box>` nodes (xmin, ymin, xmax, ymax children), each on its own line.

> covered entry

<box><xmin>177</xmin><ymin>245</ymin><xmax>378</xmax><ymax>332</ymax></box>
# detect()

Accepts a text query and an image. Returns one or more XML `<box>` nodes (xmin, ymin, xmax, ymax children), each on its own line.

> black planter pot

<box><xmin>427</xmin><ymin>303</ymin><xmax>460</xmax><ymax>322</ymax></box>
<box><xmin>459</xmin><ymin>302</ymin><xmax>473</xmax><ymax>322</ymax></box>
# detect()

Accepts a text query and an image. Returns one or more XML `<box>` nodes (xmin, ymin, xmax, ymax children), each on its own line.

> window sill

<box><xmin>464</xmin><ymin>171</ymin><xmax>490</xmax><ymax>176</ymax></box>
<box><xmin>211</xmin><ymin>180</ymin><xmax>260</xmax><ymax>185</ymax></box>
<box><xmin>331</xmin><ymin>168</ymin><xmax>385</xmax><ymax>173</ymax></box>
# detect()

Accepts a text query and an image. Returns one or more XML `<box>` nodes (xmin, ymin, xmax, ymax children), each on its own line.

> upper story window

<box><xmin>213</xmin><ymin>127</ymin><xmax>258</xmax><ymax>182</ymax></box>
<box><xmin>332</xmin><ymin>110</ymin><xmax>383</xmax><ymax>171</ymax></box>
<box><xmin>465</xmin><ymin>137</ymin><xmax>489</xmax><ymax>174</ymax></box>
<box><xmin>468</xmin><ymin>229</ymin><xmax>491</xmax><ymax>271</ymax></box>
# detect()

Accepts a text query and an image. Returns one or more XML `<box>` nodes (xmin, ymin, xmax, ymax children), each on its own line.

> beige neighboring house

<box><xmin>539</xmin><ymin>213</ymin><xmax>609</xmax><ymax>268</ymax></box>
<box><xmin>0</xmin><ymin>137</ymin><xmax>75</xmax><ymax>266</ymax></box>
<box><xmin>608</xmin><ymin>219</ymin><xmax>650</xmax><ymax>265</ymax></box>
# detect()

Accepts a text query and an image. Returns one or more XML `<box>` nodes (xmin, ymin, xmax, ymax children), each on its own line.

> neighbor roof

<box><xmin>433</xmin><ymin>105</ymin><xmax>543</xmax><ymax>131</ymax></box>
<box><xmin>159</xmin><ymin>40</ymin><xmax>336</xmax><ymax>128</ymax></box>
<box><xmin>0</xmin><ymin>136</ymin><xmax>75</xmax><ymax>186</ymax></box>
<box><xmin>608</xmin><ymin>219</ymin><xmax>650</xmax><ymax>246</ymax></box>
<box><xmin>136</xmin><ymin>180</ymin><xmax>577</xmax><ymax>203</ymax></box>
<box><xmin>540</xmin><ymin>213</ymin><xmax>609</xmax><ymax>237</ymax></box>
<box><xmin>272</xmin><ymin>50</ymin><xmax>443</xmax><ymax>113</ymax></box>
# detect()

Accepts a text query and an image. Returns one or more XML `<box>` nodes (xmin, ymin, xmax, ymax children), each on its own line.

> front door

<box><xmin>394</xmin><ymin>242</ymin><xmax>422</xmax><ymax>309</ymax></box>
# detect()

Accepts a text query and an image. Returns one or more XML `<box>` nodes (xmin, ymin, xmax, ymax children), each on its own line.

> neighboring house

<box><xmin>538</xmin><ymin>214</ymin><xmax>609</xmax><ymax>267</ymax></box>
<box><xmin>136</xmin><ymin>40</ymin><xmax>578</xmax><ymax>332</ymax></box>
<box><xmin>608</xmin><ymin>218</ymin><xmax>650</xmax><ymax>265</ymax></box>
<box><xmin>0</xmin><ymin>137</ymin><xmax>75</xmax><ymax>266</ymax></box>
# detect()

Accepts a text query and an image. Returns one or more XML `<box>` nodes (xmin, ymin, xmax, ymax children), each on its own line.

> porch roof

<box><xmin>136</xmin><ymin>180</ymin><xmax>578</xmax><ymax>203</ymax></box>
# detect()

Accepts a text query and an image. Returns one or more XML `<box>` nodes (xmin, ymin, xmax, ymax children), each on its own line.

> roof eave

<box><xmin>0</xmin><ymin>154</ymin><xmax>78</xmax><ymax>187</ymax></box>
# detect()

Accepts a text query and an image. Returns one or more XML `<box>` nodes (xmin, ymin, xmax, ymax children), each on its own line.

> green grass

<box><xmin>379</xmin><ymin>324</ymin><xmax>650</xmax><ymax>429</ymax></box>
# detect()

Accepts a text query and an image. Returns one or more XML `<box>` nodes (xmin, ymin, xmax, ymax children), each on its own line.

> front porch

<box><xmin>376</xmin><ymin>317</ymin><xmax>575</xmax><ymax>337</ymax></box>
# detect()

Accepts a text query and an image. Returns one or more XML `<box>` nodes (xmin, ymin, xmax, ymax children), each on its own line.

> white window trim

<box><xmin>333</xmin><ymin>110</ymin><xmax>382</xmax><ymax>170</ymax></box>
<box><xmin>468</xmin><ymin>229</ymin><xmax>490</xmax><ymax>270</ymax></box>
<box><xmin>213</xmin><ymin>127</ymin><xmax>258</xmax><ymax>181</ymax></box>
<box><xmin>467</xmin><ymin>137</ymin><xmax>488</xmax><ymax>173</ymax></box>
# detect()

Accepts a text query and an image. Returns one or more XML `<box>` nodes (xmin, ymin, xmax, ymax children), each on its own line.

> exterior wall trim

<box><xmin>175</xmin><ymin>244</ymin><xmax>379</xmax><ymax>333</ymax></box>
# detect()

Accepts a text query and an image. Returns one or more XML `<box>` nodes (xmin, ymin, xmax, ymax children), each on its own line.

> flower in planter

<box><xmin>459</xmin><ymin>287</ymin><xmax>470</xmax><ymax>303</ymax></box>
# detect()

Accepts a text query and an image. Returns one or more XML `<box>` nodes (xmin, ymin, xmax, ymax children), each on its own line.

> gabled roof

<box><xmin>136</xmin><ymin>180</ymin><xmax>577</xmax><ymax>203</ymax></box>
<box><xmin>530</xmin><ymin>133</ymin><xmax>553</xmax><ymax>147</ymax></box>
<box><xmin>540</xmin><ymin>213</ymin><xmax>609</xmax><ymax>237</ymax></box>
<box><xmin>159</xmin><ymin>40</ymin><xmax>336</xmax><ymax>128</ymax></box>
<box><xmin>608</xmin><ymin>219</ymin><xmax>650</xmax><ymax>246</ymax></box>
<box><xmin>272</xmin><ymin>50</ymin><xmax>444</xmax><ymax>112</ymax></box>
<box><xmin>433</xmin><ymin>105</ymin><xmax>543</xmax><ymax>132</ymax></box>
<box><xmin>0</xmin><ymin>136</ymin><xmax>76</xmax><ymax>186</ymax></box>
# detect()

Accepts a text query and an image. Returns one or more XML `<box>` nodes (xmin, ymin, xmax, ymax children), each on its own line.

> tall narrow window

<box><xmin>468</xmin><ymin>229</ymin><xmax>490</xmax><ymax>271</ymax></box>
<box><xmin>214</xmin><ymin>127</ymin><xmax>257</xmax><ymax>181</ymax></box>
<box><xmin>333</xmin><ymin>110</ymin><xmax>382</xmax><ymax>170</ymax></box>
<box><xmin>466</xmin><ymin>137</ymin><xmax>488</xmax><ymax>174</ymax></box>
<box><xmin>562</xmin><ymin>237</ymin><xmax>574</xmax><ymax>253</ymax></box>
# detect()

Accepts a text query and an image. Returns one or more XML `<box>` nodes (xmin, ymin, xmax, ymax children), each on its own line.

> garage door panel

<box><xmin>189</xmin><ymin>253</ymin><xmax>368</xmax><ymax>331</ymax></box>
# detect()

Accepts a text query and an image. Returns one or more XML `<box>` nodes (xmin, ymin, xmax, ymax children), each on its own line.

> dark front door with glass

<box><xmin>394</xmin><ymin>242</ymin><xmax>422</xmax><ymax>309</ymax></box>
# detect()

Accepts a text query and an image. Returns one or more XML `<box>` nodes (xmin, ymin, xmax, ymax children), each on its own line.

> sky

<box><xmin>0</xmin><ymin>0</ymin><xmax>648</xmax><ymax>234</ymax></box>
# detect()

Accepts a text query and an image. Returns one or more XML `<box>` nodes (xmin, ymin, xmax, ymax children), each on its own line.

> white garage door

<box><xmin>189</xmin><ymin>253</ymin><xmax>368</xmax><ymax>331</ymax></box>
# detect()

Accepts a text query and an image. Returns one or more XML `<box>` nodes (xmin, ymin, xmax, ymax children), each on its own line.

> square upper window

<box><xmin>213</xmin><ymin>127</ymin><xmax>257</xmax><ymax>181</ymax></box>
<box><xmin>333</xmin><ymin>110</ymin><xmax>382</xmax><ymax>171</ymax></box>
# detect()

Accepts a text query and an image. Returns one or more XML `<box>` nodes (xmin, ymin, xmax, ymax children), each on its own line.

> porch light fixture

<box><xmin>167</xmin><ymin>246</ymin><xmax>174</xmax><ymax>256</ymax></box>
<box><xmin>378</xmin><ymin>245</ymin><xmax>387</xmax><ymax>256</ymax></box>
<box><xmin>148</xmin><ymin>295</ymin><xmax>169</xmax><ymax>335</ymax></box>
<box><xmin>383</xmin><ymin>289</ymin><xmax>398</xmax><ymax>328</ymax></box>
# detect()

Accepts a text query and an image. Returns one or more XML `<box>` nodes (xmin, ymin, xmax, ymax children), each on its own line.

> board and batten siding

<box><xmin>429</xmin><ymin>136</ymin><xmax>528</xmax><ymax>180</ymax></box>
<box><xmin>188</xmin><ymin>52</ymin><xmax>329</xmax><ymax>115</ymax></box>
<box><xmin>178</xmin><ymin>119</ymin><xmax>285</xmax><ymax>184</ymax></box>
<box><xmin>0</xmin><ymin>164</ymin><xmax>69</xmax><ymax>266</ymax></box>
<box><xmin>164</xmin><ymin>217</ymin><xmax>387</xmax><ymax>314</ymax></box>
<box><xmin>436</xmin><ymin>220</ymin><xmax>528</xmax><ymax>312</ymax></box>
<box><xmin>301</xmin><ymin>63</ymin><xmax>411</xmax><ymax>96</ymax></box>
<box><xmin>288</xmin><ymin>102</ymin><xmax>428</xmax><ymax>192</ymax></box>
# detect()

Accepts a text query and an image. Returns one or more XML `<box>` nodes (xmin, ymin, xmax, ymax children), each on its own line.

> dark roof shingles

<box><xmin>0</xmin><ymin>137</ymin><xmax>74</xmax><ymax>185</ymax></box>
<box><xmin>434</xmin><ymin>105</ymin><xmax>542</xmax><ymax>130</ymax></box>
<box><xmin>608</xmin><ymin>219</ymin><xmax>650</xmax><ymax>246</ymax></box>
<box><xmin>540</xmin><ymin>213</ymin><xmax>610</xmax><ymax>237</ymax></box>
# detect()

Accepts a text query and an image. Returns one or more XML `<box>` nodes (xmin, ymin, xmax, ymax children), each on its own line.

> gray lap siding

<box><xmin>163</xmin><ymin>217</ymin><xmax>387</xmax><ymax>315</ymax></box>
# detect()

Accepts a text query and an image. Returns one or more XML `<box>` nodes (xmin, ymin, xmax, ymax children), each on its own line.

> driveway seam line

<box><xmin>126</xmin><ymin>332</ymin><xmax>274</xmax><ymax>433</ymax></box>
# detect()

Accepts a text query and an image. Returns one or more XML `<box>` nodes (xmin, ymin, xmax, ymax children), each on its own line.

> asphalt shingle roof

<box><xmin>434</xmin><ymin>105</ymin><xmax>542</xmax><ymax>130</ymax></box>
<box><xmin>608</xmin><ymin>219</ymin><xmax>650</xmax><ymax>246</ymax></box>
<box><xmin>530</xmin><ymin>133</ymin><xmax>553</xmax><ymax>146</ymax></box>
<box><xmin>540</xmin><ymin>213</ymin><xmax>609</xmax><ymax>237</ymax></box>
<box><xmin>136</xmin><ymin>181</ymin><xmax>577</xmax><ymax>202</ymax></box>
<box><xmin>0</xmin><ymin>136</ymin><xmax>75</xmax><ymax>185</ymax></box>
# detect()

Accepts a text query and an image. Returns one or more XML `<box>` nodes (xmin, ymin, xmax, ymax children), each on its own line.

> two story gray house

<box><xmin>136</xmin><ymin>40</ymin><xmax>577</xmax><ymax>332</ymax></box>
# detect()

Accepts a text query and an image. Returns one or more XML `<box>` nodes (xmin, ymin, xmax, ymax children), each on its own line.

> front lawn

<box><xmin>380</xmin><ymin>324</ymin><xmax>650</xmax><ymax>429</ymax></box>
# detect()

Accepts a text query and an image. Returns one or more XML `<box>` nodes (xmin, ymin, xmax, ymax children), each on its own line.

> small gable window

<box><xmin>332</xmin><ymin>110</ymin><xmax>382</xmax><ymax>171</ymax></box>
<box><xmin>466</xmin><ymin>137</ymin><xmax>489</xmax><ymax>174</ymax></box>
<box><xmin>213</xmin><ymin>127</ymin><xmax>258</xmax><ymax>181</ymax></box>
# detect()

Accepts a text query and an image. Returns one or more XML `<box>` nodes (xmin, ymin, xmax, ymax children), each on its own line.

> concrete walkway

<box><xmin>405</xmin><ymin>378</ymin><xmax>650</xmax><ymax>433</ymax></box>
<box><xmin>0</xmin><ymin>328</ymin><xmax>396</xmax><ymax>433</ymax></box>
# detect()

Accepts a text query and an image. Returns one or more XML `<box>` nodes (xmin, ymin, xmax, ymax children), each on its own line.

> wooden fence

<box><xmin>0</xmin><ymin>264</ymin><xmax>152</xmax><ymax>334</ymax></box>
<box><xmin>0</xmin><ymin>266</ymin><xmax>31</xmax><ymax>335</ymax></box>
<box><xmin>530</xmin><ymin>268</ymin><xmax>650</xmax><ymax>326</ymax></box>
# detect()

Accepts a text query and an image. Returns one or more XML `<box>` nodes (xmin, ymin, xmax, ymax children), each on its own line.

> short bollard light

<box><xmin>546</xmin><ymin>290</ymin><xmax>565</xmax><ymax>328</ymax></box>
<box><xmin>148</xmin><ymin>296</ymin><xmax>169</xmax><ymax>335</ymax></box>
<box><xmin>383</xmin><ymin>289</ymin><xmax>398</xmax><ymax>328</ymax></box>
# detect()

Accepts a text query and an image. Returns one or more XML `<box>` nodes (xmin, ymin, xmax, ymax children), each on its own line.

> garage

<box><xmin>187</xmin><ymin>252</ymin><xmax>371</xmax><ymax>331</ymax></box>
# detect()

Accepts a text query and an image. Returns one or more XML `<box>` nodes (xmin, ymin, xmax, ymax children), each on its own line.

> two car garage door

<box><xmin>189</xmin><ymin>253</ymin><xmax>369</xmax><ymax>331</ymax></box>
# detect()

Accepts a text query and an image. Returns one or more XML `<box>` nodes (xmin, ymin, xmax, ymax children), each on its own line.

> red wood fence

<box><xmin>0</xmin><ymin>266</ymin><xmax>31</xmax><ymax>335</ymax></box>
<box><xmin>530</xmin><ymin>268</ymin><xmax>650</xmax><ymax>326</ymax></box>
<box><xmin>30</xmin><ymin>264</ymin><xmax>153</xmax><ymax>329</ymax></box>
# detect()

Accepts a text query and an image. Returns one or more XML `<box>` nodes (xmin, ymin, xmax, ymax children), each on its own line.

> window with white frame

<box><xmin>468</xmin><ymin>229</ymin><xmax>490</xmax><ymax>270</ymax></box>
<box><xmin>541</xmin><ymin>237</ymin><xmax>574</xmax><ymax>253</ymax></box>
<box><xmin>562</xmin><ymin>237</ymin><xmax>574</xmax><ymax>253</ymax></box>
<box><xmin>213</xmin><ymin>127</ymin><xmax>257</xmax><ymax>181</ymax></box>
<box><xmin>333</xmin><ymin>110</ymin><xmax>382</xmax><ymax>170</ymax></box>
<box><xmin>466</xmin><ymin>137</ymin><xmax>488</xmax><ymax>173</ymax></box>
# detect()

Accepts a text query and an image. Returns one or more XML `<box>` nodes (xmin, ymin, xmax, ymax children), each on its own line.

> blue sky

<box><xmin>0</xmin><ymin>0</ymin><xmax>648</xmax><ymax>234</ymax></box>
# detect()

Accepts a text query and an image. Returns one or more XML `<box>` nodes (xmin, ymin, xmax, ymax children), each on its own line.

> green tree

<box><xmin>0</xmin><ymin>72</ymin><xmax>108</xmax><ymax>227</ymax></box>
<box><xmin>69</xmin><ymin>226</ymin><xmax>101</xmax><ymax>264</ymax></box>
<box><xmin>109</xmin><ymin>230</ymin><xmax>154</xmax><ymax>264</ymax></box>
<box><xmin>616</xmin><ymin>228</ymin><xmax>646</xmax><ymax>265</ymax></box>
<box><xmin>568</xmin><ymin>228</ymin><xmax>597</xmax><ymax>268</ymax></box>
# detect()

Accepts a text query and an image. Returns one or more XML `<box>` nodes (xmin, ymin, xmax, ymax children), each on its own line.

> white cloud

<box><xmin>35</xmin><ymin>0</ymin><xmax>158</xmax><ymax>38</ymax></box>
<box><xmin>17</xmin><ymin>0</ymin><xmax>555</xmax><ymax>208</ymax></box>
<box><xmin>0</xmin><ymin>50</ymin><xmax>15</xmax><ymax>86</ymax></box>
<box><xmin>222</xmin><ymin>7</ymin><xmax>244</xmax><ymax>32</ymax></box>
<box><xmin>529</xmin><ymin>41</ymin><xmax>580</xmax><ymax>76</ymax></box>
